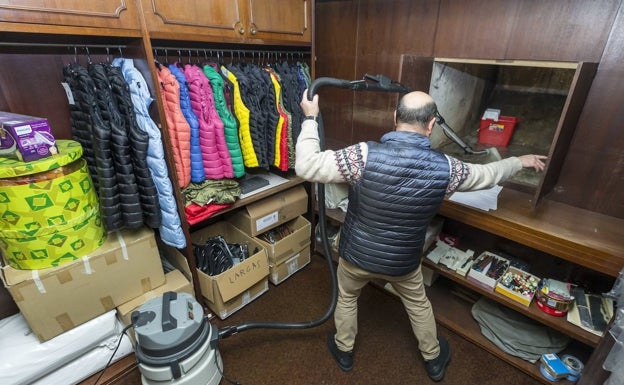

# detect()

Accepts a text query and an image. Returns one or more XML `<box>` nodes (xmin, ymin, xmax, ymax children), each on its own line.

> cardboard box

<box><xmin>225</xmin><ymin>185</ymin><xmax>308</xmax><ymax>237</ymax></box>
<box><xmin>212</xmin><ymin>279</ymin><xmax>269</xmax><ymax>320</ymax></box>
<box><xmin>1</xmin><ymin>227</ymin><xmax>165</xmax><ymax>342</ymax></box>
<box><xmin>269</xmin><ymin>243</ymin><xmax>311</xmax><ymax>285</ymax></box>
<box><xmin>495</xmin><ymin>267</ymin><xmax>540</xmax><ymax>307</ymax></box>
<box><xmin>466</xmin><ymin>251</ymin><xmax>509</xmax><ymax>292</ymax></box>
<box><xmin>0</xmin><ymin>111</ymin><xmax>58</xmax><ymax>162</ymax></box>
<box><xmin>116</xmin><ymin>269</ymin><xmax>193</xmax><ymax>327</ymax></box>
<box><xmin>192</xmin><ymin>221</ymin><xmax>269</xmax><ymax>319</ymax></box>
<box><xmin>254</xmin><ymin>216</ymin><xmax>312</xmax><ymax>266</ymax></box>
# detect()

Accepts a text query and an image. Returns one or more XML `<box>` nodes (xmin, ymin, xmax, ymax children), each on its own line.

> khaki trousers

<box><xmin>333</xmin><ymin>258</ymin><xmax>440</xmax><ymax>360</ymax></box>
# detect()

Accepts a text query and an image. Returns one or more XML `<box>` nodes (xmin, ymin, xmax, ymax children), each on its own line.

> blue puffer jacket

<box><xmin>169</xmin><ymin>63</ymin><xmax>205</xmax><ymax>183</ymax></box>
<box><xmin>339</xmin><ymin>131</ymin><xmax>449</xmax><ymax>276</ymax></box>
<box><xmin>112</xmin><ymin>58</ymin><xmax>186</xmax><ymax>249</ymax></box>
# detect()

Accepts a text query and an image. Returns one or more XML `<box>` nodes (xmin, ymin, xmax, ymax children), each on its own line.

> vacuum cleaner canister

<box><xmin>132</xmin><ymin>291</ymin><xmax>222</xmax><ymax>385</ymax></box>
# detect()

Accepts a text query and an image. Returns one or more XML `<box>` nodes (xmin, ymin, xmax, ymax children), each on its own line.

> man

<box><xmin>295</xmin><ymin>90</ymin><xmax>547</xmax><ymax>382</ymax></box>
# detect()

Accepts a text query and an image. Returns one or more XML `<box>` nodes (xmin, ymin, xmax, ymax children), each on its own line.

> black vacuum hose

<box><xmin>218</xmin><ymin>75</ymin><xmax>410</xmax><ymax>339</ymax></box>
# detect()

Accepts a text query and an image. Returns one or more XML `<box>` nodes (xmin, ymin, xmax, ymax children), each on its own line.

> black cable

<box><xmin>214</xmin><ymin>348</ymin><xmax>241</xmax><ymax>385</ymax></box>
<box><xmin>93</xmin><ymin>323</ymin><xmax>133</xmax><ymax>385</ymax></box>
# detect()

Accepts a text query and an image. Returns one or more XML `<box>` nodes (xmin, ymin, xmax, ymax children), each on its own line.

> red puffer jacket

<box><xmin>157</xmin><ymin>64</ymin><xmax>191</xmax><ymax>188</ymax></box>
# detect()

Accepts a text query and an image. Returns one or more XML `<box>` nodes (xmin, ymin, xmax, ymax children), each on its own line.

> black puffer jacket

<box><xmin>106</xmin><ymin>64</ymin><xmax>161</xmax><ymax>229</ymax></box>
<box><xmin>63</xmin><ymin>62</ymin><xmax>123</xmax><ymax>231</ymax></box>
<box><xmin>89</xmin><ymin>63</ymin><xmax>143</xmax><ymax>230</ymax></box>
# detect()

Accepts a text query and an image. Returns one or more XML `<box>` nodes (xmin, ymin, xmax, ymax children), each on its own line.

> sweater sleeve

<box><xmin>295</xmin><ymin>120</ymin><xmax>366</xmax><ymax>184</ymax></box>
<box><xmin>446</xmin><ymin>155</ymin><xmax>523</xmax><ymax>193</ymax></box>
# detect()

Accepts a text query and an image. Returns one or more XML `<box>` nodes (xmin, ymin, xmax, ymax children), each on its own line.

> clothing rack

<box><xmin>151</xmin><ymin>46</ymin><xmax>310</xmax><ymax>65</ymax></box>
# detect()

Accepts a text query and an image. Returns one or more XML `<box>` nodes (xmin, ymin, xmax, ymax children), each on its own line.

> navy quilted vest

<box><xmin>339</xmin><ymin>131</ymin><xmax>449</xmax><ymax>276</ymax></box>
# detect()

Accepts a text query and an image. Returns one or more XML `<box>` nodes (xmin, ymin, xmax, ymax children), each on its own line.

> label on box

<box><xmin>255</xmin><ymin>211</ymin><xmax>279</xmax><ymax>232</ymax></box>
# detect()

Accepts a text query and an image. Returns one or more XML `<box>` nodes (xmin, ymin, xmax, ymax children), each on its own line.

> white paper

<box><xmin>448</xmin><ymin>185</ymin><xmax>503</xmax><ymax>211</ymax></box>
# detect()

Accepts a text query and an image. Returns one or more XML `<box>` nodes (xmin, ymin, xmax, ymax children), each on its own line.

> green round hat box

<box><xmin>0</xmin><ymin>140</ymin><xmax>106</xmax><ymax>269</ymax></box>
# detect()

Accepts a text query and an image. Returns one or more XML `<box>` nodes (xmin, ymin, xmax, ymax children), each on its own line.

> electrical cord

<box><xmin>93</xmin><ymin>323</ymin><xmax>134</xmax><ymax>385</ymax></box>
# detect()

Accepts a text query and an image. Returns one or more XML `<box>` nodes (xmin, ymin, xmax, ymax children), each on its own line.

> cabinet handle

<box><xmin>250</xmin><ymin>27</ymin><xmax>257</xmax><ymax>35</ymax></box>
<box><xmin>238</xmin><ymin>27</ymin><xmax>245</xmax><ymax>35</ymax></box>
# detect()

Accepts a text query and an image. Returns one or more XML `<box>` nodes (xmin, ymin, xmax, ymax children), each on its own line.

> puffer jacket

<box><xmin>184</xmin><ymin>64</ymin><xmax>233</xmax><ymax>179</ymax></box>
<box><xmin>63</xmin><ymin>62</ymin><xmax>123</xmax><ymax>231</ymax></box>
<box><xmin>339</xmin><ymin>131</ymin><xmax>449</xmax><ymax>276</ymax></box>
<box><xmin>230</xmin><ymin>63</ymin><xmax>268</xmax><ymax>169</ymax></box>
<box><xmin>169</xmin><ymin>63</ymin><xmax>205</xmax><ymax>183</ymax></box>
<box><xmin>266</xmin><ymin>68</ymin><xmax>290</xmax><ymax>171</ymax></box>
<box><xmin>203</xmin><ymin>65</ymin><xmax>245</xmax><ymax>178</ymax></box>
<box><xmin>89</xmin><ymin>62</ymin><xmax>143</xmax><ymax>229</ymax></box>
<box><xmin>221</xmin><ymin>65</ymin><xmax>259</xmax><ymax>168</ymax></box>
<box><xmin>157</xmin><ymin>64</ymin><xmax>192</xmax><ymax>189</ymax></box>
<box><xmin>106</xmin><ymin>64</ymin><xmax>161</xmax><ymax>229</ymax></box>
<box><xmin>112</xmin><ymin>57</ymin><xmax>186</xmax><ymax>249</ymax></box>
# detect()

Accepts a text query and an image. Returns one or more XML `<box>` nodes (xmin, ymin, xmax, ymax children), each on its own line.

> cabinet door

<box><xmin>247</xmin><ymin>0</ymin><xmax>311</xmax><ymax>43</ymax></box>
<box><xmin>0</xmin><ymin>0</ymin><xmax>139</xmax><ymax>30</ymax></box>
<box><xmin>141</xmin><ymin>0</ymin><xmax>244</xmax><ymax>40</ymax></box>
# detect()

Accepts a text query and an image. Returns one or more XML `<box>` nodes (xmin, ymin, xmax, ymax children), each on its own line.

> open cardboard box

<box><xmin>225</xmin><ymin>185</ymin><xmax>308</xmax><ymax>237</ymax></box>
<box><xmin>191</xmin><ymin>221</ymin><xmax>269</xmax><ymax>319</ymax></box>
<box><xmin>253</xmin><ymin>216</ymin><xmax>312</xmax><ymax>266</ymax></box>
<box><xmin>1</xmin><ymin>227</ymin><xmax>165</xmax><ymax>342</ymax></box>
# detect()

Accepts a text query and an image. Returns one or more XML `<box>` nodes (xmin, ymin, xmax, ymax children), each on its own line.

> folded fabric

<box><xmin>471</xmin><ymin>297</ymin><xmax>570</xmax><ymax>363</ymax></box>
<box><xmin>185</xmin><ymin>202</ymin><xmax>233</xmax><ymax>225</ymax></box>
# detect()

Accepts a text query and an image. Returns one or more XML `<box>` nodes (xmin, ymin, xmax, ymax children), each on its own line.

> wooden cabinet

<box><xmin>434</xmin><ymin>0</ymin><xmax>618</xmax><ymax>62</ymax></box>
<box><xmin>141</xmin><ymin>0</ymin><xmax>311</xmax><ymax>44</ymax></box>
<box><xmin>0</xmin><ymin>0</ymin><xmax>140</xmax><ymax>32</ymax></box>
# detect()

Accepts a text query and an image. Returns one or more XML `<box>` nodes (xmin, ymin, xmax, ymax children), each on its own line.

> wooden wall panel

<box><xmin>434</xmin><ymin>0</ymin><xmax>517</xmax><ymax>59</ymax></box>
<box><xmin>353</xmin><ymin>0</ymin><xmax>437</xmax><ymax>143</ymax></box>
<box><xmin>507</xmin><ymin>0</ymin><xmax>619</xmax><ymax>62</ymax></box>
<box><xmin>315</xmin><ymin>0</ymin><xmax>359</xmax><ymax>147</ymax></box>
<box><xmin>553</xmin><ymin>3</ymin><xmax>624</xmax><ymax>217</ymax></box>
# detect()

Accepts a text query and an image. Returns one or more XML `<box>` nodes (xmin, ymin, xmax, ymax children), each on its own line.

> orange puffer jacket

<box><xmin>157</xmin><ymin>64</ymin><xmax>191</xmax><ymax>188</ymax></box>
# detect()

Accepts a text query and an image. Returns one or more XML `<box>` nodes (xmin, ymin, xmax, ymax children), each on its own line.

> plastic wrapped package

<box><xmin>0</xmin><ymin>310</ymin><xmax>123</xmax><ymax>385</ymax></box>
<box><xmin>32</xmin><ymin>332</ymin><xmax>133</xmax><ymax>385</ymax></box>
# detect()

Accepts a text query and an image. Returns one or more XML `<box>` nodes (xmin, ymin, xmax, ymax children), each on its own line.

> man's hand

<box><xmin>300</xmin><ymin>89</ymin><xmax>320</xmax><ymax>117</ymax></box>
<box><xmin>518</xmin><ymin>154</ymin><xmax>547</xmax><ymax>172</ymax></box>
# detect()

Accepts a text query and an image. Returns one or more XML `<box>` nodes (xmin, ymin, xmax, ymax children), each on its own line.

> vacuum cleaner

<box><xmin>129</xmin><ymin>74</ymin><xmax>497</xmax><ymax>385</ymax></box>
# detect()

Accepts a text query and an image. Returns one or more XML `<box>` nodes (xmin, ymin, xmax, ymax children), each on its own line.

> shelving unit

<box><xmin>312</xmin><ymin>184</ymin><xmax>624</xmax><ymax>384</ymax></box>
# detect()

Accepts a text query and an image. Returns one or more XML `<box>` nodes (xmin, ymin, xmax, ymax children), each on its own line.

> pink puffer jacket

<box><xmin>184</xmin><ymin>64</ymin><xmax>234</xmax><ymax>179</ymax></box>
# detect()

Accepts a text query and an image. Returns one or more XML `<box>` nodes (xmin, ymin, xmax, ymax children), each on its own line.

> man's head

<box><xmin>394</xmin><ymin>91</ymin><xmax>437</xmax><ymax>136</ymax></box>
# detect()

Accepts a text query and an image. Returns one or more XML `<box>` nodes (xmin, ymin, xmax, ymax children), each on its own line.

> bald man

<box><xmin>296</xmin><ymin>90</ymin><xmax>546</xmax><ymax>382</ymax></box>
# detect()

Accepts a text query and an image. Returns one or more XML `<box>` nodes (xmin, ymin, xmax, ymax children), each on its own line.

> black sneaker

<box><xmin>327</xmin><ymin>332</ymin><xmax>353</xmax><ymax>372</ymax></box>
<box><xmin>424</xmin><ymin>336</ymin><xmax>451</xmax><ymax>382</ymax></box>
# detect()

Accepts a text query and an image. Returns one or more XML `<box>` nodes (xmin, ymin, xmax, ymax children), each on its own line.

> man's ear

<box><xmin>426</xmin><ymin>117</ymin><xmax>436</xmax><ymax>135</ymax></box>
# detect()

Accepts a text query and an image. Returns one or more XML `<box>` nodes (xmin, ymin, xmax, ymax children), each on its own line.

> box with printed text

<box><xmin>225</xmin><ymin>185</ymin><xmax>308</xmax><ymax>237</ymax></box>
<box><xmin>191</xmin><ymin>221</ymin><xmax>269</xmax><ymax>319</ymax></box>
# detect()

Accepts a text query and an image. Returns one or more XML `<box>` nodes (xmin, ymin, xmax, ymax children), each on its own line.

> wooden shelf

<box><xmin>439</xmin><ymin>188</ymin><xmax>624</xmax><ymax>277</ymax></box>
<box><xmin>422</xmin><ymin>258</ymin><xmax>602</xmax><ymax>347</ymax></box>
<box><xmin>189</xmin><ymin>173</ymin><xmax>305</xmax><ymax>231</ymax></box>
<box><xmin>374</xmin><ymin>277</ymin><xmax>590</xmax><ymax>385</ymax></box>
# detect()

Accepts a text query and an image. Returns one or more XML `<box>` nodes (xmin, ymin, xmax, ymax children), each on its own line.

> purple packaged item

<box><xmin>0</xmin><ymin>111</ymin><xmax>58</xmax><ymax>162</ymax></box>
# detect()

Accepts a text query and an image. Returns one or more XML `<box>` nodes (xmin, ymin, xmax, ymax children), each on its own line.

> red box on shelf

<box><xmin>478</xmin><ymin>116</ymin><xmax>519</xmax><ymax>147</ymax></box>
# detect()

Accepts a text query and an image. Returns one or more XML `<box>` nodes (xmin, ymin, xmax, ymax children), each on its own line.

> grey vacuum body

<box><xmin>132</xmin><ymin>291</ymin><xmax>222</xmax><ymax>385</ymax></box>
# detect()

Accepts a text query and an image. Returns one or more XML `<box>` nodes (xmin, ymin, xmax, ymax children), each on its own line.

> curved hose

<box><xmin>219</xmin><ymin>75</ymin><xmax>410</xmax><ymax>339</ymax></box>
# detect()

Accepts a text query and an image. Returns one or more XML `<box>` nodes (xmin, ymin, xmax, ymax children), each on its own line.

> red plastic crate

<box><xmin>478</xmin><ymin>116</ymin><xmax>519</xmax><ymax>147</ymax></box>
